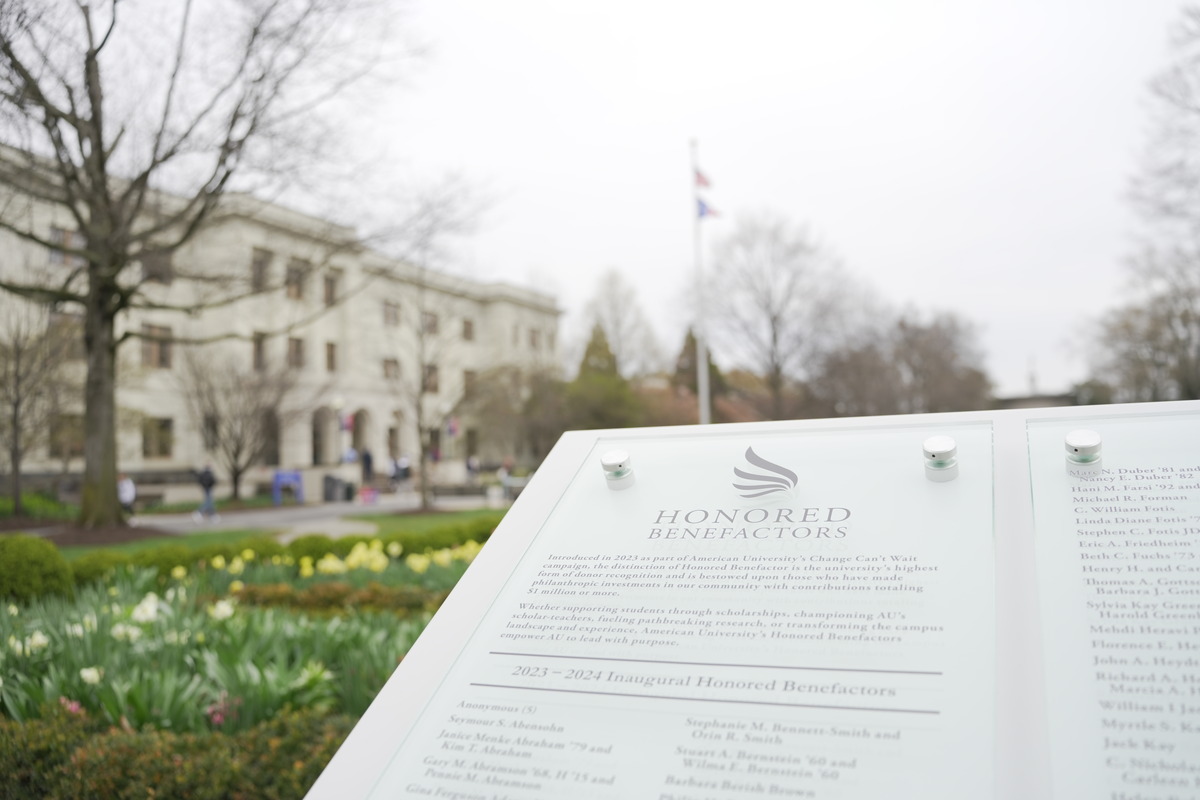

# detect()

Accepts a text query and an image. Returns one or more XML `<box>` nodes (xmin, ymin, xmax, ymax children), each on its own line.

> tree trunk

<box><xmin>8</xmin><ymin>394</ymin><xmax>22</xmax><ymax>517</ymax></box>
<box><xmin>418</xmin><ymin>440</ymin><xmax>433</xmax><ymax>511</ymax></box>
<box><xmin>78</xmin><ymin>283</ymin><xmax>121</xmax><ymax>528</ymax></box>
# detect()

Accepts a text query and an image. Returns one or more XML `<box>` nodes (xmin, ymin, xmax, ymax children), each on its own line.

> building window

<box><xmin>251</xmin><ymin>248</ymin><xmax>273</xmax><ymax>291</ymax></box>
<box><xmin>463</xmin><ymin>369</ymin><xmax>477</xmax><ymax>397</ymax></box>
<box><xmin>142</xmin><ymin>324</ymin><xmax>172</xmax><ymax>369</ymax></box>
<box><xmin>47</xmin><ymin>414</ymin><xmax>84</xmax><ymax>459</ymax></box>
<box><xmin>253</xmin><ymin>332</ymin><xmax>267</xmax><ymax>371</ymax></box>
<box><xmin>202</xmin><ymin>415</ymin><xmax>219</xmax><ymax>451</ymax></box>
<box><xmin>325</xmin><ymin>341</ymin><xmax>337</xmax><ymax>372</ymax></box>
<box><xmin>287</xmin><ymin>337</ymin><xmax>305</xmax><ymax>369</ymax></box>
<box><xmin>141</xmin><ymin>250</ymin><xmax>173</xmax><ymax>284</ymax></box>
<box><xmin>383</xmin><ymin>358</ymin><xmax>400</xmax><ymax>380</ymax></box>
<box><xmin>462</xmin><ymin>318</ymin><xmax>475</xmax><ymax>341</ymax></box>
<box><xmin>262</xmin><ymin>410</ymin><xmax>280</xmax><ymax>466</ymax></box>
<box><xmin>142</xmin><ymin>417</ymin><xmax>174</xmax><ymax>459</ymax></box>
<box><xmin>324</xmin><ymin>272</ymin><xmax>339</xmax><ymax>307</ymax></box>
<box><xmin>422</xmin><ymin>312</ymin><xmax>439</xmax><ymax>334</ymax></box>
<box><xmin>383</xmin><ymin>301</ymin><xmax>400</xmax><ymax>327</ymax></box>
<box><xmin>529</xmin><ymin>329</ymin><xmax>541</xmax><ymax>350</ymax></box>
<box><xmin>48</xmin><ymin>226</ymin><xmax>85</xmax><ymax>267</ymax></box>
<box><xmin>285</xmin><ymin>258</ymin><xmax>310</xmax><ymax>300</ymax></box>
<box><xmin>422</xmin><ymin>364</ymin><xmax>439</xmax><ymax>394</ymax></box>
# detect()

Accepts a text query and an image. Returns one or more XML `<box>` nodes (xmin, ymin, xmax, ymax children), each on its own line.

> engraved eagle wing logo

<box><xmin>733</xmin><ymin>447</ymin><xmax>798</xmax><ymax>499</ymax></box>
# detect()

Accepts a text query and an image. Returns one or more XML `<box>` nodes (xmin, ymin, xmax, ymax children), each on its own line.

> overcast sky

<box><xmin>371</xmin><ymin>0</ymin><xmax>1185</xmax><ymax>397</ymax></box>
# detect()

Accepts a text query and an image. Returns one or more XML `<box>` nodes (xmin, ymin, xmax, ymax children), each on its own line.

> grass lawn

<box><xmin>350</xmin><ymin>508</ymin><xmax>504</xmax><ymax>538</ymax></box>
<box><xmin>57</xmin><ymin>528</ymin><xmax>280</xmax><ymax>560</ymax></box>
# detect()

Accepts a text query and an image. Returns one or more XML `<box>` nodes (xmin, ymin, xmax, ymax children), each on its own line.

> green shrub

<box><xmin>379</xmin><ymin>511</ymin><xmax>500</xmax><ymax>555</ymax></box>
<box><xmin>70</xmin><ymin>550</ymin><xmax>133</xmax><ymax>586</ymax></box>
<box><xmin>234</xmin><ymin>709</ymin><xmax>355</xmax><ymax>800</ymax></box>
<box><xmin>50</xmin><ymin>728</ymin><xmax>238</xmax><ymax>800</ymax></box>
<box><xmin>129</xmin><ymin>542</ymin><xmax>199</xmax><ymax>578</ymax></box>
<box><xmin>234</xmin><ymin>535</ymin><xmax>286</xmax><ymax>560</ymax></box>
<box><xmin>0</xmin><ymin>708</ymin><xmax>354</xmax><ymax>800</ymax></box>
<box><xmin>286</xmin><ymin>534</ymin><xmax>336</xmax><ymax>561</ymax></box>
<box><xmin>0</xmin><ymin>534</ymin><xmax>74</xmax><ymax>603</ymax></box>
<box><xmin>0</xmin><ymin>704</ymin><xmax>94</xmax><ymax>800</ymax></box>
<box><xmin>0</xmin><ymin>492</ymin><xmax>76</xmax><ymax>521</ymax></box>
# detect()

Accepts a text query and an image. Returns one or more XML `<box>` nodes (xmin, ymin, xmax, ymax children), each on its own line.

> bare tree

<box><xmin>372</xmin><ymin>180</ymin><xmax>489</xmax><ymax>510</ymax></box>
<box><xmin>0</xmin><ymin>0</ymin><xmax>387</xmax><ymax>526</ymax></box>
<box><xmin>1088</xmin><ymin>270</ymin><xmax>1199</xmax><ymax>402</ymax></box>
<box><xmin>583</xmin><ymin>269</ymin><xmax>663</xmax><ymax>378</ymax></box>
<box><xmin>1092</xmin><ymin>6</ymin><xmax>1200</xmax><ymax>401</ymax></box>
<box><xmin>454</xmin><ymin>364</ymin><xmax>568</xmax><ymax>466</ymax></box>
<box><xmin>812</xmin><ymin>311</ymin><xmax>992</xmax><ymax>416</ymax></box>
<box><xmin>0</xmin><ymin>299</ymin><xmax>75</xmax><ymax>514</ymax></box>
<box><xmin>177</xmin><ymin>347</ymin><xmax>306</xmax><ymax>501</ymax></box>
<box><xmin>706</xmin><ymin>215</ymin><xmax>863</xmax><ymax>419</ymax></box>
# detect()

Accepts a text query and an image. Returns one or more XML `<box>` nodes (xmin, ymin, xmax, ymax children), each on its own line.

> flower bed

<box><xmin>0</xmin><ymin>514</ymin><xmax>500</xmax><ymax>798</ymax></box>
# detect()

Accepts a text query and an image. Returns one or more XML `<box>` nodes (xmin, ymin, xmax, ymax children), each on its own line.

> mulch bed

<box><xmin>0</xmin><ymin>518</ymin><xmax>178</xmax><ymax>546</ymax></box>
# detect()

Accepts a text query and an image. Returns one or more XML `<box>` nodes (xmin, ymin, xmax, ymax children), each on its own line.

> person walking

<box><xmin>117</xmin><ymin>473</ymin><xmax>137</xmax><ymax>523</ymax></box>
<box><xmin>193</xmin><ymin>464</ymin><xmax>219</xmax><ymax>522</ymax></box>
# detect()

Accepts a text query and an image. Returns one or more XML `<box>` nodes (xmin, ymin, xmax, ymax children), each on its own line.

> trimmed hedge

<box><xmin>0</xmin><ymin>705</ymin><xmax>354</xmax><ymax>800</ymax></box>
<box><xmin>60</xmin><ymin>512</ymin><xmax>503</xmax><ymax>590</ymax></box>
<box><xmin>0</xmin><ymin>534</ymin><xmax>74</xmax><ymax>603</ymax></box>
<box><xmin>235</xmin><ymin>580</ymin><xmax>447</xmax><ymax>614</ymax></box>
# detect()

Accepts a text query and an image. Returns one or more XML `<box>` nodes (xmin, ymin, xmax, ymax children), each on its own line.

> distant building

<box><xmin>0</xmin><ymin>188</ymin><xmax>559</xmax><ymax>501</ymax></box>
<box><xmin>992</xmin><ymin>393</ymin><xmax>1076</xmax><ymax>410</ymax></box>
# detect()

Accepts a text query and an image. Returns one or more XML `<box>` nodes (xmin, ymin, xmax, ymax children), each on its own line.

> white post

<box><xmin>691</xmin><ymin>139</ymin><xmax>712</xmax><ymax>425</ymax></box>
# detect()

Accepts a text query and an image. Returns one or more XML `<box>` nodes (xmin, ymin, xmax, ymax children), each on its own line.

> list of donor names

<box><xmin>1069</xmin><ymin>463</ymin><xmax>1200</xmax><ymax>798</ymax></box>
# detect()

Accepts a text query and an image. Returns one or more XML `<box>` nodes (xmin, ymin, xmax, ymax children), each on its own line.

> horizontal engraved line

<box><xmin>469</xmin><ymin>682</ymin><xmax>940</xmax><ymax>715</ymax></box>
<box><xmin>489</xmin><ymin>651</ymin><xmax>942</xmax><ymax>676</ymax></box>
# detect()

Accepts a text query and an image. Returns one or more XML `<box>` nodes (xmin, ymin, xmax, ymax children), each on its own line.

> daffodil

<box><xmin>111</xmin><ymin>623</ymin><xmax>142</xmax><ymax>643</ymax></box>
<box><xmin>208</xmin><ymin>599</ymin><xmax>235</xmax><ymax>621</ymax></box>
<box><xmin>171</xmin><ymin>565</ymin><xmax>187</xmax><ymax>580</ymax></box>
<box><xmin>316</xmin><ymin>553</ymin><xmax>347</xmax><ymax>574</ymax></box>
<box><xmin>229</xmin><ymin>580</ymin><xmax>245</xmax><ymax>593</ymax></box>
<box><xmin>80</xmin><ymin>666</ymin><xmax>103</xmax><ymax>685</ymax></box>
<box><xmin>405</xmin><ymin>553</ymin><xmax>431</xmax><ymax>574</ymax></box>
<box><xmin>210</xmin><ymin>554</ymin><xmax>226</xmax><ymax>570</ymax></box>
<box><xmin>131</xmin><ymin>592</ymin><xmax>161</xmax><ymax>624</ymax></box>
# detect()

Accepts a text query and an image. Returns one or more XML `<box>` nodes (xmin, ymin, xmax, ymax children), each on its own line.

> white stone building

<box><xmin>1</xmin><ymin>192</ymin><xmax>560</xmax><ymax>503</ymax></box>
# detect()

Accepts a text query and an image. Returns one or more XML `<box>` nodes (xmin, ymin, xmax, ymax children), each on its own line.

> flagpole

<box><xmin>691</xmin><ymin>138</ymin><xmax>712</xmax><ymax>425</ymax></box>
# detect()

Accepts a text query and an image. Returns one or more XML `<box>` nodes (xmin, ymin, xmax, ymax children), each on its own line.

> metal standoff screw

<box><xmin>1064</xmin><ymin>429</ymin><xmax>1102</xmax><ymax>464</ymax></box>
<box><xmin>922</xmin><ymin>435</ymin><xmax>959</xmax><ymax>482</ymax></box>
<box><xmin>922</xmin><ymin>436</ymin><xmax>958</xmax><ymax>469</ymax></box>
<box><xmin>600</xmin><ymin>449</ymin><xmax>634</xmax><ymax>489</ymax></box>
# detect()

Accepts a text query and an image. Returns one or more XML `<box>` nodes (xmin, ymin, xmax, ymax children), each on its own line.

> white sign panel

<box><xmin>307</xmin><ymin>401</ymin><xmax>1200</xmax><ymax>800</ymax></box>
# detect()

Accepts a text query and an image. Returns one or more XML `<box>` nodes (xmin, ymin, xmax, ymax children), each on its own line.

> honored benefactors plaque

<box><xmin>307</xmin><ymin>401</ymin><xmax>1200</xmax><ymax>800</ymax></box>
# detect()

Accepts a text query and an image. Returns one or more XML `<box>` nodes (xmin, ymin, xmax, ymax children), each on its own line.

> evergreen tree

<box><xmin>565</xmin><ymin>325</ymin><xmax>642</xmax><ymax>430</ymax></box>
<box><xmin>671</xmin><ymin>328</ymin><xmax>727</xmax><ymax>397</ymax></box>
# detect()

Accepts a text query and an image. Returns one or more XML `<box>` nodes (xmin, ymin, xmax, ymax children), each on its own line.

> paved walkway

<box><xmin>136</xmin><ymin>489</ymin><xmax>506</xmax><ymax>542</ymax></box>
